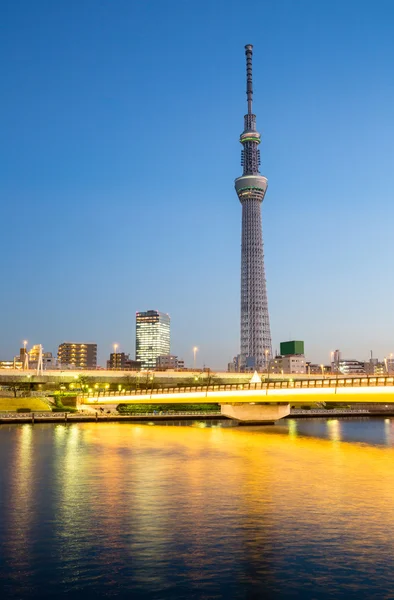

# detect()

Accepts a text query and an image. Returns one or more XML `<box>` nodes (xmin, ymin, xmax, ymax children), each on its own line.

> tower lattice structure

<box><xmin>235</xmin><ymin>44</ymin><xmax>272</xmax><ymax>370</ymax></box>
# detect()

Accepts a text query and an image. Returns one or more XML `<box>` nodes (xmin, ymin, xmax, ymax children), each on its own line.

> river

<box><xmin>1</xmin><ymin>418</ymin><xmax>394</xmax><ymax>599</ymax></box>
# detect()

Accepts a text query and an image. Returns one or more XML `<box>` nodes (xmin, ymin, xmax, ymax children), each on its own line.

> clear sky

<box><xmin>1</xmin><ymin>0</ymin><xmax>394</xmax><ymax>369</ymax></box>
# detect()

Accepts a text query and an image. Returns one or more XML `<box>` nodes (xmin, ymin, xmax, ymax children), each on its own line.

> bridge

<box><xmin>79</xmin><ymin>375</ymin><xmax>394</xmax><ymax>422</ymax></box>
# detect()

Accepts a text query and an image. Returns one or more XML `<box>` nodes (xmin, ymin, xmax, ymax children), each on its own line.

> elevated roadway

<box><xmin>80</xmin><ymin>376</ymin><xmax>394</xmax><ymax>422</ymax></box>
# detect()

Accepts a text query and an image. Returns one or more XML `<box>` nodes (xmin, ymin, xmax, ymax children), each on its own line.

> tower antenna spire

<box><xmin>245</xmin><ymin>44</ymin><xmax>253</xmax><ymax>115</ymax></box>
<box><xmin>235</xmin><ymin>44</ymin><xmax>272</xmax><ymax>371</ymax></box>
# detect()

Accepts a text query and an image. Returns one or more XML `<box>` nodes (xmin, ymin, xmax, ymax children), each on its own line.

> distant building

<box><xmin>233</xmin><ymin>355</ymin><xmax>242</xmax><ymax>372</ymax></box>
<box><xmin>107</xmin><ymin>352</ymin><xmax>141</xmax><ymax>370</ymax></box>
<box><xmin>0</xmin><ymin>360</ymin><xmax>23</xmax><ymax>369</ymax></box>
<box><xmin>57</xmin><ymin>343</ymin><xmax>97</xmax><ymax>369</ymax></box>
<box><xmin>28</xmin><ymin>345</ymin><xmax>57</xmax><ymax>370</ymax></box>
<box><xmin>364</xmin><ymin>358</ymin><xmax>385</xmax><ymax>376</ymax></box>
<box><xmin>338</xmin><ymin>360</ymin><xmax>365</xmax><ymax>375</ymax></box>
<box><xmin>386</xmin><ymin>357</ymin><xmax>394</xmax><ymax>374</ymax></box>
<box><xmin>270</xmin><ymin>355</ymin><xmax>306</xmax><ymax>374</ymax></box>
<box><xmin>136</xmin><ymin>310</ymin><xmax>170</xmax><ymax>370</ymax></box>
<box><xmin>280</xmin><ymin>341</ymin><xmax>304</xmax><ymax>356</ymax></box>
<box><xmin>270</xmin><ymin>340</ymin><xmax>306</xmax><ymax>374</ymax></box>
<box><xmin>306</xmin><ymin>363</ymin><xmax>331</xmax><ymax>375</ymax></box>
<box><xmin>228</xmin><ymin>356</ymin><xmax>238</xmax><ymax>372</ymax></box>
<box><xmin>156</xmin><ymin>355</ymin><xmax>185</xmax><ymax>370</ymax></box>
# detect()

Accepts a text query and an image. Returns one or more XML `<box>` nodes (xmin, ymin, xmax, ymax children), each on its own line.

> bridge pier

<box><xmin>220</xmin><ymin>403</ymin><xmax>290</xmax><ymax>423</ymax></box>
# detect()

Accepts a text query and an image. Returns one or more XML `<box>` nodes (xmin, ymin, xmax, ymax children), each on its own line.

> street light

<box><xmin>265</xmin><ymin>349</ymin><xmax>269</xmax><ymax>374</ymax></box>
<box><xmin>113</xmin><ymin>343</ymin><xmax>118</xmax><ymax>370</ymax></box>
<box><xmin>386</xmin><ymin>352</ymin><xmax>393</xmax><ymax>375</ymax></box>
<box><xmin>22</xmin><ymin>340</ymin><xmax>29</xmax><ymax>370</ymax></box>
<box><xmin>193</xmin><ymin>346</ymin><xmax>198</xmax><ymax>369</ymax></box>
<box><xmin>320</xmin><ymin>364</ymin><xmax>324</xmax><ymax>378</ymax></box>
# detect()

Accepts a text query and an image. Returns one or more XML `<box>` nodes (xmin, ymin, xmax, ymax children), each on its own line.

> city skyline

<box><xmin>1</xmin><ymin>1</ymin><xmax>394</xmax><ymax>368</ymax></box>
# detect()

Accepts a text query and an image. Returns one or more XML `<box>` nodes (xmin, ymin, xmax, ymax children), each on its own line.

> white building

<box><xmin>156</xmin><ymin>354</ymin><xmax>184</xmax><ymax>370</ymax></box>
<box><xmin>338</xmin><ymin>360</ymin><xmax>365</xmax><ymax>375</ymax></box>
<box><xmin>270</xmin><ymin>355</ymin><xmax>306</xmax><ymax>374</ymax></box>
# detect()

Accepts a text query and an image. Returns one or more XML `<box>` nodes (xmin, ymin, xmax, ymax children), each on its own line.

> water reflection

<box><xmin>327</xmin><ymin>419</ymin><xmax>341</xmax><ymax>442</ymax></box>
<box><xmin>1</xmin><ymin>422</ymin><xmax>394</xmax><ymax>598</ymax></box>
<box><xmin>8</xmin><ymin>427</ymin><xmax>33</xmax><ymax>559</ymax></box>
<box><xmin>287</xmin><ymin>419</ymin><xmax>298</xmax><ymax>438</ymax></box>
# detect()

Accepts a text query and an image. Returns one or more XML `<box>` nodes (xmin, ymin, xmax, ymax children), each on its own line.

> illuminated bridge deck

<box><xmin>81</xmin><ymin>376</ymin><xmax>394</xmax><ymax>405</ymax></box>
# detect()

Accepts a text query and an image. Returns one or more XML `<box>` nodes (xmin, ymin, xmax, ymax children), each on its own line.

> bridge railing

<box><xmin>80</xmin><ymin>376</ymin><xmax>394</xmax><ymax>399</ymax></box>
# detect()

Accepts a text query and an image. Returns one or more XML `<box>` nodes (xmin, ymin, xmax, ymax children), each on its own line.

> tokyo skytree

<box><xmin>235</xmin><ymin>44</ymin><xmax>272</xmax><ymax>370</ymax></box>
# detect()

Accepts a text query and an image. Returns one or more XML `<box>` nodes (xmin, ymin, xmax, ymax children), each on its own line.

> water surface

<box><xmin>1</xmin><ymin>418</ymin><xmax>394</xmax><ymax>599</ymax></box>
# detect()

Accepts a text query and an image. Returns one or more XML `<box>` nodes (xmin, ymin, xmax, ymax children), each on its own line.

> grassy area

<box><xmin>0</xmin><ymin>398</ymin><xmax>51</xmax><ymax>412</ymax></box>
<box><xmin>116</xmin><ymin>403</ymin><xmax>220</xmax><ymax>414</ymax></box>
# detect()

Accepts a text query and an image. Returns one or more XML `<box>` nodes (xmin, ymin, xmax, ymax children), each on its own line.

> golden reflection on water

<box><xmin>3</xmin><ymin>421</ymin><xmax>394</xmax><ymax>597</ymax></box>
<box><xmin>5</xmin><ymin>425</ymin><xmax>33</xmax><ymax>574</ymax></box>
<box><xmin>75</xmin><ymin>424</ymin><xmax>394</xmax><ymax>553</ymax></box>
<box><xmin>327</xmin><ymin>419</ymin><xmax>341</xmax><ymax>442</ymax></box>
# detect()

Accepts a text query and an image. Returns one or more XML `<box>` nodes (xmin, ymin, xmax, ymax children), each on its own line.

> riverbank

<box><xmin>0</xmin><ymin>411</ymin><xmax>224</xmax><ymax>424</ymax></box>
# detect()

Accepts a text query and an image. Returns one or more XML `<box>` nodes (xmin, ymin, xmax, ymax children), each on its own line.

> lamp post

<box><xmin>22</xmin><ymin>340</ymin><xmax>29</xmax><ymax>370</ymax></box>
<box><xmin>320</xmin><ymin>364</ymin><xmax>324</xmax><ymax>378</ymax></box>
<box><xmin>113</xmin><ymin>343</ymin><xmax>118</xmax><ymax>370</ymax></box>
<box><xmin>193</xmin><ymin>346</ymin><xmax>198</xmax><ymax>370</ymax></box>
<box><xmin>265</xmin><ymin>348</ymin><xmax>269</xmax><ymax>375</ymax></box>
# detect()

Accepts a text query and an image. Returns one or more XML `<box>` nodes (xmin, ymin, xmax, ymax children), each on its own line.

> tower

<box><xmin>235</xmin><ymin>44</ymin><xmax>272</xmax><ymax>370</ymax></box>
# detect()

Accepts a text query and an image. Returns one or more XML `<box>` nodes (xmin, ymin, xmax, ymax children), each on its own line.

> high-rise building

<box><xmin>235</xmin><ymin>44</ymin><xmax>272</xmax><ymax>371</ymax></box>
<box><xmin>135</xmin><ymin>310</ymin><xmax>170</xmax><ymax>370</ymax></box>
<box><xmin>57</xmin><ymin>343</ymin><xmax>97</xmax><ymax>369</ymax></box>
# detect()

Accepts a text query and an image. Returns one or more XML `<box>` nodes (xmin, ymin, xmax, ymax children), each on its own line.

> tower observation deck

<box><xmin>235</xmin><ymin>44</ymin><xmax>272</xmax><ymax>370</ymax></box>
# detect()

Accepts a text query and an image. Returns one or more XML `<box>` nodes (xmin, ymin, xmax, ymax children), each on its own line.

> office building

<box><xmin>107</xmin><ymin>352</ymin><xmax>141</xmax><ymax>370</ymax></box>
<box><xmin>136</xmin><ymin>310</ymin><xmax>170</xmax><ymax>370</ymax></box>
<box><xmin>28</xmin><ymin>345</ymin><xmax>57</xmax><ymax>369</ymax></box>
<box><xmin>337</xmin><ymin>360</ymin><xmax>365</xmax><ymax>375</ymax></box>
<box><xmin>270</xmin><ymin>355</ymin><xmax>306</xmax><ymax>374</ymax></box>
<box><xmin>156</xmin><ymin>355</ymin><xmax>185</xmax><ymax>370</ymax></box>
<box><xmin>306</xmin><ymin>363</ymin><xmax>331</xmax><ymax>375</ymax></box>
<box><xmin>235</xmin><ymin>45</ymin><xmax>272</xmax><ymax>370</ymax></box>
<box><xmin>269</xmin><ymin>340</ymin><xmax>306</xmax><ymax>374</ymax></box>
<box><xmin>0</xmin><ymin>360</ymin><xmax>23</xmax><ymax>369</ymax></box>
<box><xmin>57</xmin><ymin>343</ymin><xmax>97</xmax><ymax>369</ymax></box>
<box><xmin>364</xmin><ymin>359</ymin><xmax>385</xmax><ymax>376</ymax></box>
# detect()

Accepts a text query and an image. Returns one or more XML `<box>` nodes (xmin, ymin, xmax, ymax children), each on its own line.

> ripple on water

<box><xmin>1</xmin><ymin>420</ymin><xmax>394</xmax><ymax>599</ymax></box>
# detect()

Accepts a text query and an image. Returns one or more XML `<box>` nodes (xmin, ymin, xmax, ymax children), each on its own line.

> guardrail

<box><xmin>0</xmin><ymin>411</ymin><xmax>223</xmax><ymax>421</ymax></box>
<box><xmin>290</xmin><ymin>409</ymin><xmax>371</xmax><ymax>415</ymax></box>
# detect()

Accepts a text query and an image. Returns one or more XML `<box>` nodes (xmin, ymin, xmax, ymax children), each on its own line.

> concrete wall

<box><xmin>220</xmin><ymin>403</ymin><xmax>290</xmax><ymax>422</ymax></box>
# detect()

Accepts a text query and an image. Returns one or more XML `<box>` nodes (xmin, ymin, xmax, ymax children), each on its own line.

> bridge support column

<box><xmin>220</xmin><ymin>403</ymin><xmax>290</xmax><ymax>423</ymax></box>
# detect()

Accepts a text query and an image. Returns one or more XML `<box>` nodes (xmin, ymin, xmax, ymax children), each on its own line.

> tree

<box><xmin>3</xmin><ymin>377</ymin><xmax>32</xmax><ymax>398</ymax></box>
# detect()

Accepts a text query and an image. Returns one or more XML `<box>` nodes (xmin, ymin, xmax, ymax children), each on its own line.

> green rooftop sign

<box><xmin>280</xmin><ymin>341</ymin><xmax>304</xmax><ymax>356</ymax></box>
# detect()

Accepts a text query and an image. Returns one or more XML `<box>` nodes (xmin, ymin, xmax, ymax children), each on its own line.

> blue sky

<box><xmin>1</xmin><ymin>0</ymin><xmax>394</xmax><ymax>369</ymax></box>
